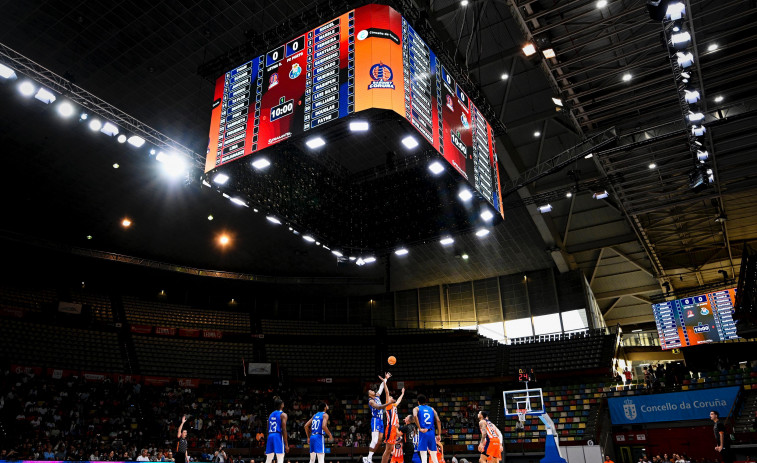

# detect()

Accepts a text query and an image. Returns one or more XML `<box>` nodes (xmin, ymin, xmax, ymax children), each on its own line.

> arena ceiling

<box><xmin>1</xmin><ymin>0</ymin><xmax>756</xmax><ymax>328</ymax></box>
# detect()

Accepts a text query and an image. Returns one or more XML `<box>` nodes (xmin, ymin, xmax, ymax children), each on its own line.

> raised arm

<box><xmin>282</xmin><ymin>412</ymin><xmax>289</xmax><ymax>452</ymax></box>
<box><xmin>177</xmin><ymin>415</ymin><xmax>186</xmax><ymax>438</ymax></box>
<box><xmin>396</xmin><ymin>388</ymin><xmax>406</xmax><ymax>407</ymax></box>
<box><xmin>323</xmin><ymin>412</ymin><xmax>334</xmax><ymax>440</ymax></box>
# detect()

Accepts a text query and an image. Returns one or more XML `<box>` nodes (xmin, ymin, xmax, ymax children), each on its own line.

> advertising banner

<box><xmin>202</xmin><ymin>329</ymin><xmax>223</xmax><ymax>339</ymax></box>
<box><xmin>608</xmin><ymin>386</ymin><xmax>740</xmax><ymax>424</ymax></box>
<box><xmin>130</xmin><ymin>325</ymin><xmax>153</xmax><ymax>334</ymax></box>
<box><xmin>155</xmin><ymin>326</ymin><xmax>177</xmax><ymax>336</ymax></box>
<box><xmin>179</xmin><ymin>328</ymin><xmax>201</xmax><ymax>337</ymax></box>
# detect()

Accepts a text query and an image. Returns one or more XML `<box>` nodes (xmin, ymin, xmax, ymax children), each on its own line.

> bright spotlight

<box><xmin>219</xmin><ymin>235</ymin><xmax>230</xmax><ymax>246</ymax></box>
<box><xmin>475</xmin><ymin>228</ymin><xmax>490</xmax><ymax>237</ymax></box>
<box><xmin>566</xmin><ymin>191</ymin><xmax>573</xmax><ymax>198</ymax></box>
<box><xmin>533</xmin><ymin>131</ymin><xmax>541</xmax><ymax>137</ymax></box>
<box><xmin>303</xmin><ymin>235</ymin><xmax>316</xmax><ymax>243</ymax></box>
<box><xmin>57</xmin><ymin>102</ymin><xmax>75</xmax><ymax>118</ymax></box>
<box><xmin>251</xmin><ymin>158</ymin><xmax>271</xmax><ymax>169</ymax></box>
<box><xmin>395</xmin><ymin>248</ymin><xmax>409</xmax><ymax>256</ymax></box>
<box><xmin>156</xmin><ymin>151</ymin><xmax>187</xmax><ymax>177</ymax></box>
<box><xmin>684</xmin><ymin>89</ymin><xmax>700</xmax><ymax>104</ymax></box>
<box><xmin>593</xmin><ymin>190</ymin><xmax>609</xmax><ymax>200</ymax></box>
<box><xmin>117</xmin><ymin>134</ymin><xmax>127</xmax><ymax>143</ymax></box>
<box><xmin>127</xmin><ymin>135</ymin><xmax>146</xmax><ymax>147</ymax></box>
<box><xmin>671</xmin><ymin>31</ymin><xmax>691</xmax><ymax>46</ymax></box>
<box><xmin>401</xmin><ymin>135</ymin><xmax>419</xmax><ymax>149</ymax></box>
<box><xmin>622</xmin><ymin>73</ymin><xmax>632</xmax><ymax>82</ymax></box>
<box><xmin>649</xmin><ymin>162</ymin><xmax>657</xmax><ymax>169</ymax></box>
<box><xmin>688</xmin><ymin>111</ymin><xmax>705</xmax><ymax>122</ymax></box>
<box><xmin>0</xmin><ymin>63</ymin><xmax>17</xmax><ymax>79</ymax></box>
<box><xmin>707</xmin><ymin>43</ymin><xmax>719</xmax><ymax>52</ymax></box>
<box><xmin>363</xmin><ymin>257</ymin><xmax>377</xmax><ymax>263</ymax></box>
<box><xmin>714</xmin><ymin>95</ymin><xmax>723</xmax><ymax>103</ymax></box>
<box><xmin>230</xmin><ymin>197</ymin><xmax>247</xmax><ymax>207</ymax></box>
<box><xmin>542</xmin><ymin>48</ymin><xmax>556</xmax><ymax>59</ymax></box>
<box><xmin>584</xmin><ymin>153</ymin><xmax>594</xmax><ymax>159</ymax></box>
<box><xmin>458</xmin><ymin>189</ymin><xmax>473</xmax><ymax>201</ymax></box>
<box><xmin>481</xmin><ymin>210</ymin><xmax>494</xmax><ymax>221</ymax></box>
<box><xmin>691</xmin><ymin>125</ymin><xmax>706</xmax><ymax>137</ymax></box>
<box><xmin>500</xmin><ymin>73</ymin><xmax>509</xmax><ymax>80</ymax></box>
<box><xmin>34</xmin><ymin>88</ymin><xmax>56</xmax><ymax>104</ymax></box>
<box><xmin>80</xmin><ymin>113</ymin><xmax>88</xmax><ymax>120</ymax></box>
<box><xmin>665</xmin><ymin>2</ymin><xmax>686</xmax><ymax>20</ymax></box>
<box><xmin>332</xmin><ymin>250</ymin><xmax>343</xmax><ymax>257</ymax></box>
<box><xmin>440</xmin><ymin>237</ymin><xmax>455</xmax><ymax>245</ymax></box>
<box><xmin>428</xmin><ymin>161</ymin><xmax>445</xmax><ymax>175</ymax></box>
<box><xmin>266</xmin><ymin>216</ymin><xmax>281</xmax><ymax>225</ymax></box>
<box><xmin>100</xmin><ymin>122</ymin><xmax>119</xmax><ymax>136</ymax></box>
<box><xmin>121</xmin><ymin>218</ymin><xmax>132</xmax><ymax>227</ymax></box>
<box><xmin>522</xmin><ymin>44</ymin><xmax>536</xmax><ymax>56</ymax></box>
<box><xmin>697</xmin><ymin>150</ymin><xmax>709</xmax><ymax>161</ymax></box>
<box><xmin>349</xmin><ymin>121</ymin><xmax>370</xmax><ymax>132</ymax></box>
<box><xmin>207</xmin><ymin>215</ymin><xmax>214</xmax><ymax>221</ymax></box>
<box><xmin>537</xmin><ymin>204</ymin><xmax>552</xmax><ymax>213</ymax></box>
<box><xmin>596</xmin><ymin>0</ymin><xmax>608</xmax><ymax>7</ymax></box>
<box><xmin>552</xmin><ymin>97</ymin><xmax>564</xmax><ymax>106</ymax></box>
<box><xmin>460</xmin><ymin>0</ymin><xmax>469</xmax><ymax>5</ymax></box>
<box><xmin>88</xmin><ymin>119</ymin><xmax>102</xmax><ymax>131</ymax></box>
<box><xmin>18</xmin><ymin>81</ymin><xmax>35</xmax><ymax>96</ymax></box>
<box><xmin>356</xmin><ymin>257</ymin><xmax>365</xmax><ymax>266</ymax></box>
<box><xmin>213</xmin><ymin>173</ymin><xmax>229</xmax><ymax>185</ymax></box>
<box><xmin>305</xmin><ymin>137</ymin><xmax>326</xmax><ymax>149</ymax></box>
<box><xmin>462</xmin><ymin>254</ymin><xmax>469</xmax><ymax>260</ymax></box>
<box><xmin>676</xmin><ymin>52</ymin><xmax>694</xmax><ymax>68</ymax></box>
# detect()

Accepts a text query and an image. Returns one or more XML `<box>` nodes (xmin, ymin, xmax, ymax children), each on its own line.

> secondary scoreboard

<box><xmin>652</xmin><ymin>288</ymin><xmax>738</xmax><ymax>350</ymax></box>
<box><xmin>206</xmin><ymin>4</ymin><xmax>504</xmax><ymax>217</ymax></box>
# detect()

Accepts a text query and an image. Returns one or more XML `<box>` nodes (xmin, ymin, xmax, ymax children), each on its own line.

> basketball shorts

<box><xmin>310</xmin><ymin>434</ymin><xmax>325</xmax><ymax>454</ymax></box>
<box><xmin>418</xmin><ymin>432</ymin><xmax>437</xmax><ymax>452</ymax></box>
<box><xmin>483</xmin><ymin>438</ymin><xmax>501</xmax><ymax>461</ymax></box>
<box><xmin>266</xmin><ymin>433</ymin><xmax>284</xmax><ymax>454</ymax></box>
<box><xmin>436</xmin><ymin>450</ymin><xmax>444</xmax><ymax>462</ymax></box>
<box><xmin>385</xmin><ymin>425</ymin><xmax>398</xmax><ymax>444</ymax></box>
<box><xmin>371</xmin><ymin>417</ymin><xmax>385</xmax><ymax>433</ymax></box>
<box><xmin>391</xmin><ymin>443</ymin><xmax>404</xmax><ymax>463</ymax></box>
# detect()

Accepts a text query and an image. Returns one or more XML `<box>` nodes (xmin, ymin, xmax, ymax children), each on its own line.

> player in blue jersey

<box><xmin>413</xmin><ymin>394</ymin><xmax>441</xmax><ymax>463</ymax></box>
<box><xmin>265</xmin><ymin>398</ymin><xmax>289</xmax><ymax>463</ymax></box>
<box><xmin>363</xmin><ymin>373</ymin><xmax>392</xmax><ymax>463</ymax></box>
<box><xmin>305</xmin><ymin>402</ymin><xmax>334</xmax><ymax>463</ymax></box>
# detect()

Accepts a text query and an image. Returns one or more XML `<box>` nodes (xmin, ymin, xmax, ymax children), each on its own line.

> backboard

<box><xmin>503</xmin><ymin>387</ymin><xmax>545</xmax><ymax>417</ymax></box>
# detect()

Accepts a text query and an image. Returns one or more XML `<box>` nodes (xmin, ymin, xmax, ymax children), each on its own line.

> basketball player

<box><xmin>477</xmin><ymin>411</ymin><xmax>503</xmax><ymax>463</ymax></box>
<box><xmin>176</xmin><ymin>415</ymin><xmax>188</xmax><ymax>463</ymax></box>
<box><xmin>413</xmin><ymin>395</ymin><xmax>441</xmax><ymax>463</ymax></box>
<box><xmin>305</xmin><ymin>402</ymin><xmax>333</xmax><ymax>463</ymax></box>
<box><xmin>265</xmin><ymin>398</ymin><xmax>289</xmax><ymax>463</ymax></box>
<box><xmin>381</xmin><ymin>386</ymin><xmax>406</xmax><ymax>463</ymax></box>
<box><xmin>364</xmin><ymin>374</ymin><xmax>392</xmax><ymax>463</ymax></box>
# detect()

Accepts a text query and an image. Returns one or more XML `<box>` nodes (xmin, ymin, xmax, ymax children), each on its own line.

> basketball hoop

<box><xmin>516</xmin><ymin>408</ymin><xmax>528</xmax><ymax>428</ymax></box>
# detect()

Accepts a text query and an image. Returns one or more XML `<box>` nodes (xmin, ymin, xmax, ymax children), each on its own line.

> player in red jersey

<box><xmin>478</xmin><ymin>411</ymin><xmax>503</xmax><ymax>463</ymax></box>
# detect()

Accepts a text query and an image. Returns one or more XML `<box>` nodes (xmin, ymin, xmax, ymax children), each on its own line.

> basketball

<box><xmin>388</xmin><ymin>356</ymin><xmax>397</xmax><ymax>365</ymax></box>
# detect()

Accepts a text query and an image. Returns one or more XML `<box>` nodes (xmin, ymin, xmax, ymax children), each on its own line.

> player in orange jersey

<box><xmin>381</xmin><ymin>384</ymin><xmax>406</xmax><ymax>463</ymax></box>
<box><xmin>477</xmin><ymin>411</ymin><xmax>503</xmax><ymax>463</ymax></box>
<box><xmin>435</xmin><ymin>439</ymin><xmax>444</xmax><ymax>463</ymax></box>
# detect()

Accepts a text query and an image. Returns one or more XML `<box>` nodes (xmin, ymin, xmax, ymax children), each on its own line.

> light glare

<box><xmin>252</xmin><ymin>158</ymin><xmax>271</xmax><ymax>169</ymax></box>
<box><xmin>349</xmin><ymin>121</ymin><xmax>370</xmax><ymax>132</ymax></box>
<box><xmin>542</xmin><ymin>48</ymin><xmax>556</xmax><ymax>59</ymax></box>
<box><xmin>305</xmin><ymin>137</ymin><xmax>326</xmax><ymax>149</ymax></box>
<box><xmin>117</xmin><ymin>134</ymin><xmax>127</xmax><ymax>143</ymax></box>
<box><xmin>401</xmin><ymin>135</ymin><xmax>419</xmax><ymax>149</ymax></box>
<box><xmin>395</xmin><ymin>248</ymin><xmax>409</xmax><ymax>256</ymax></box>
<box><xmin>100</xmin><ymin>122</ymin><xmax>119</xmax><ymax>136</ymax></box>
<box><xmin>522</xmin><ymin>44</ymin><xmax>536</xmax><ymax>56</ymax></box>
<box><xmin>622</xmin><ymin>73</ymin><xmax>632</xmax><ymax>82</ymax></box>
<box><xmin>0</xmin><ymin>63</ymin><xmax>16</xmax><ymax>79</ymax></box>
<box><xmin>596</xmin><ymin>0</ymin><xmax>608</xmax><ymax>7</ymax></box>
<box><xmin>127</xmin><ymin>135</ymin><xmax>146</xmax><ymax>147</ymax></box>
<box><xmin>213</xmin><ymin>173</ymin><xmax>229</xmax><ymax>185</ymax></box>
<box><xmin>458</xmin><ymin>189</ymin><xmax>473</xmax><ymax>201</ymax></box>
<box><xmin>440</xmin><ymin>237</ymin><xmax>455</xmax><ymax>245</ymax></box>
<box><xmin>230</xmin><ymin>197</ymin><xmax>247</xmax><ymax>207</ymax></box>
<box><xmin>707</xmin><ymin>43</ymin><xmax>719</xmax><ymax>52</ymax></box>
<box><xmin>537</xmin><ymin>204</ymin><xmax>552</xmax><ymax>213</ymax></box>
<box><xmin>57</xmin><ymin>102</ymin><xmax>74</xmax><ymax>118</ymax></box>
<box><xmin>476</xmin><ymin>228</ymin><xmax>490</xmax><ymax>237</ymax></box>
<box><xmin>18</xmin><ymin>81</ymin><xmax>35</xmax><ymax>96</ymax></box>
<box><xmin>266</xmin><ymin>216</ymin><xmax>281</xmax><ymax>225</ymax></box>
<box><xmin>303</xmin><ymin>235</ymin><xmax>316</xmax><ymax>242</ymax></box>
<box><xmin>428</xmin><ymin>161</ymin><xmax>445</xmax><ymax>175</ymax></box>
<box><xmin>481</xmin><ymin>210</ymin><xmax>494</xmax><ymax>221</ymax></box>
<box><xmin>88</xmin><ymin>119</ymin><xmax>102</xmax><ymax>131</ymax></box>
<box><xmin>34</xmin><ymin>88</ymin><xmax>56</xmax><ymax>104</ymax></box>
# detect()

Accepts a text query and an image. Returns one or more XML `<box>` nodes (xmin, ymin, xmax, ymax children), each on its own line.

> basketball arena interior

<box><xmin>1</xmin><ymin>1</ymin><xmax>757</xmax><ymax>463</ymax></box>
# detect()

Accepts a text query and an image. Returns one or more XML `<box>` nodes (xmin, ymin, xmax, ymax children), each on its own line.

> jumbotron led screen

<box><xmin>205</xmin><ymin>4</ymin><xmax>504</xmax><ymax>216</ymax></box>
<box><xmin>652</xmin><ymin>288</ymin><xmax>738</xmax><ymax>350</ymax></box>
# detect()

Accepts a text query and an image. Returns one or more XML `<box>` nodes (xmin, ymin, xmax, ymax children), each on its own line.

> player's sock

<box><xmin>429</xmin><ymin>451</ymin><xmax>439</xmax><ymax>463</ymax></box>
<box><xmin>310</xmin><ymin>453</ymin><xmax>317</xmax><ymax>463</ymax></box>
<box><xmin>265</xmin><ymin>455</ymin><xmax>274</xmax><ymax>463</ymax></box>
<box><xmin>368</xmin><ymin>452</ymin><xmax>375</xmax><ymax>459</ymax></box>
<box><xmin>317</xmin><ymin>454</ymin><xmax>325</xmax><ymax>463</ymax></box>
<box><xmin>420</xmin><ymin>451</ymin><xmax>428</xmax><ymax>463</ymax></box>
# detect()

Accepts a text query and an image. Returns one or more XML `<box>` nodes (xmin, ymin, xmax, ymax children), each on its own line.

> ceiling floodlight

<box><xmin>440</xmin><ymin>237</ymin><xmax>455</xmax><ymax>245</ymax></box>
<box><xmin>697</xmin><ymin>150</ymin><xmax>709</xmax><ymax>162</ymax></box>
<box><xmin>596</xmin><ymin>0</ymin><xmax>608</xmax><ymax>7</ymax></box>
<box><xmin>676</xmin><ymin>52</ymin><xmax>694</xmax><ymax>68</ymax></box>
<box><xmin>252</xmin><ymin>157</ymin><xmax>271</xmax><ymax>169</ymax></box>
<box><xmin>395</xmin><ymin>248</ymin><xmax>409</xmax><ymax>256</ymax></box>
<box><xmin>117</xmin><ymin>134</ymin><xmax>127</xmax><ymax>143</ymax></box>
<box><xmin>480</xmin><ymin>210</ymin><xmax>494</xmax><ymax>221</ymax></box>
<box><xmin>363</xmin><ymin>257</ymin><xmax>377</xmax><ymax>263</ymax></box>
<box><xmin>458</xmin><ymin>189</ymin><xmax>473</xmax><ymax>201</ymax></box>
<box><xmin>305</xmin><ymin>137</ymin><xmax>326</xmax><ymax>149</ymax></box>
<box><xmin>428</xmin><ymin>161</ymin><xmax>445</xmax><ymax>175</ymax></box>
<box><xmin>542</xmin><ymin>48</ymin><xmax>556</xmax><ymax>59</ymax></box>
<box><xmin>691</xmin><ymin>125</ymin><xmax>706</xmax><ymax>137</ymax></box>
<box><xmin>714</xmin><ymin>95</ymin><xmax>723</xmax><ymax>103</ymax></box>
<box><xmin>213</xmin><ymin>173</ymin><xmax>229</xmax><ymax>185</ymax></box>
<box><xmin>156</xmin><ymin>152</ymin><xmax>187</xmax><ymax>177</ymax></box>
<box><xmin>649</xmin><ymin>163</ymin><xmax>657</xmax><ymax>169</ymax></box>
<box><xmin>552</xmin><ymin>97</ymin><xmax>564</xmax><ymax>106</ymax></box>
<box><xmin>684</xmin><ymin>89</ymin><xmax>700</xmax><ymax>104</ymax></box>
<box><xmin>303</xmin><ymin>235</ymin><xmax>316</xmax><ymax>242</ymax></box>
<box><xmin>665</xmin><ymin>2</ymin><xmax>686</xmax><ymax>20</ymax></box>
<box><xmin>88</xmin><ymin>119</ymin><xmax>102</xmax><ymax>131</ymax></box>
<box><xmin>127</xmin><ymin>135</ymin><xmax>146</xmax><ymax>147</ymax></box>
<box><xmin>475</xmin><ymin>228</ymin><xmax>490</xmax><ymax>237</ymax></box>
<box><xmin>537</xmin><ymin>204</ymin><xmax>552</xmax><ymax>213</ymax></box>
<box><xmin>34</xmin><ymin>88</ymin><xmax>56</xmax><ymax>104</ymax></box>
<box><xmin>332</xmin><ymin>250</ymin><xmax>343</xmax><ymax>257</ymax></box>
<box><xmin>57</xmin><ymin>102</ymin><xmax>75</xmax><ymax>118</ymax></box>
<box><xmin>0</xmin><ymin>63</ymin><xmax>17</xmax><ymax>79</ymax></box>
<box><xmin>688</xmin><ymin>111</ymin><xmax>705</xmax><ymax>122</ymax></box>
<box><xmin>100</xmin><ymin>121</ymin><xmax>119</xmax><ymax>136</ymax></box>
<box><xmin>707</xmin><ymin>43</ymin><xmax>719</xmax><ymax>52</ymax></box>
<box><xmin>356</xmin><ymin>257</ymin><xmax>365</xmax><ymax>266</ymax></box>
<box><xmin>671</xmin><ymin>31</ymin><xmax>691</xmax><ymax>46</ymax></box>
<box><xmin>522</xmin><ymin>44</ymin><xmax>536</xmax><ymax>56</ymax></box>
<box><xmin>593</xmin><ymin>190</ymin><xmax>609</xmax><ymax>200</ymax></box>
<box><xmin>266</xmin><ymin>216</ymin><xmax>281</xmax><ymax>225</ymax></box>
<box><xmin>18</xmin><ymin>81</ymin><xmax>35</xmax><ymax>96</ymax></box>
<box><xmin>401</xmin><ymin>135</ymin><xmax>419</xmax><ymax>149</ymax></box>
<box><xmin>622</xmin><ymin>73</ymin><xmax>632</xmax><ymax>82</ymax></box>
<box><xmin>349</xmin><ymin>121</ymin><xmax>369</xmax><ymax>132</ymax></box>
<box><xmin>230</xmin><ymin>197</ymin><xmax>247</xmax><ymax>207</ymax></box>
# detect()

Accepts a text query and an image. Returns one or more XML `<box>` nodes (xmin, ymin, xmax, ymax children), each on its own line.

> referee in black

<box><xmin>176</xmin><ymin>415</ymin><xmax>189</xmax><ymax>463</ymax></box>
<box><xmin>710</xmin><ymin>410</ymin><xmax>733</xmax><ymax>463</ymax></box>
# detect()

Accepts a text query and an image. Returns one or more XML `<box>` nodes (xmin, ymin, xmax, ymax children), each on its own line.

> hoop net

<box><xmin>516</xmin><ymin>408</ymin><xmax>528</xmax><ymax>424</ymax></box>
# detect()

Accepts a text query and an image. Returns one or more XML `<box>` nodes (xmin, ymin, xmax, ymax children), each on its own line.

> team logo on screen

<box><xmin>357</xmin><ymin>30</ymin><xmax>369</xmax><ymax>40</ymax></box>
<box><xmin>446</xmin><ymin>95</ymin><xmax>454</xmax><ymax>110</ymax></box>
<box><xmin>368</xmin><ymin>63</ymin><xmax>395</xmax><ymax>89</ymax></box>
<box><xmin>686</xmin><ymin>310</ymin><xmax>694</xmax><ymax>318</ymax></box>
<box><xmin>700</xmin><ymin>307</ymin><xmax>710</xmax><ymax>315</ymax></box>
<box><xmin>269</xmin><ymin>73</ymin><xmax>279</xmax><ymax>89</ymax></box>
<box><xmin>289</xmin><ymin>63</ymin><xmax>302</xmax><ymax>79</ymax></box>
<box><xmin>461</xmin><ymin>114</ymin><xmax>470</xmax><ymax>129</ymax></box>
